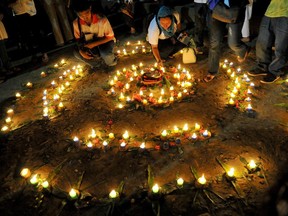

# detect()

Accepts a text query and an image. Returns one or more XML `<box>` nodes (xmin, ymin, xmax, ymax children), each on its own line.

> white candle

<box><xmin>198</xmin><ymin>174</ymin><xmax>206</xmax><ymax>185</ymax></box>
<box><xmin>20</xmin><ymin>168</ymin><xmax>31</xmax><ymax>178</ymax></box>
<box><xmin>109</xmin><ymin>189</ymin><xmax>118</xmax><ymax>198</ymax></box>
<box><xmin>69</xmin><ymin>189</ymin><xmax>79</xmax><ymax>199</ymax></box>
<box><xmin>30</xmin><ymin>174</ymin><xmax>39</xmax><ymax>185</ymax></box>
<box><xmin>42</xmin><ymin>181</ymin><xmax>49</xmax><ymax>188</ymax></box>
<box><xmin>227</xmin><ymin>168</ymin><xmax>235</xmax><ymax>177</ymax></box>
<box><xmin>248</xmin><ymin>160</ymin><xmax>257</xmax><ymax>169</ymax></box>
<box><xmin>177</xmin><ymin>178</ymin><xmax>184</xmax><ymax>186</ymax></box>
<box><xmin>183</xmin><ymin>123</ymin><xmax>188</xmax><ymax>131</ymax></box>
<box><xmin>152</xmin><ymin>184</ymin><xmax>159</xmax><ymax>193</ymax></box>
<box><xmin>123</xmin><ymin>131</ymin><xmax>129</xmax><ymax>139</ymax></box>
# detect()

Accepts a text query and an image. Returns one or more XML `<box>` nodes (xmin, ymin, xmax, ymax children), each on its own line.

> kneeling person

<box><xmin>73</xmin><ymin>1</ymin><xmax>117</xmax><ymax>68</ymax></box>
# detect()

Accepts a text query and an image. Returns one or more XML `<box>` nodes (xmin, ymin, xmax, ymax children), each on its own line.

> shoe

<box><xmin>237</xmin><ymin>47</ymin><xmax>251</xmax><ymax>63</ymax></box>
<box><xmin>260</xmin><ymin>73</ymin><xmax>280</xmax><ymax>84</ymax></box>
<box><xmin>204</xmin><ymin>73</ymin><xmax>216</xmax><ymax>82</ymax></box>
<box><xmin>248</xmin><ymin>68</ymin><xmax>268</xmax><ymax>77</ymax></box>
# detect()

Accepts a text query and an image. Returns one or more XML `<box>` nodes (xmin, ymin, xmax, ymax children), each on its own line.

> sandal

<box><xmin>204</xmin><ymin>73</ymin><xmax>216</xmax><ymax>82</ymax></box>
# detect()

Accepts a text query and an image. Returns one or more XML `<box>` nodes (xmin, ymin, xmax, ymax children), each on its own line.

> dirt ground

<box><xmin>0</xmin><ymin>34</ymin><xmax>288</xmax><ymax>216</ymax></box>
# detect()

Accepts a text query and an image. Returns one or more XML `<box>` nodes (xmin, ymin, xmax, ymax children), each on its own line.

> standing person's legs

<box><xmin>228</xmin><ymin>22</ymin><xmax>248</xmax><ymax>61</ymax></box>
<box><xmin>256</xmin><ymin>16</ymin><xmax>274</xmax><ymax>72</ymax></box>
<box><xmin>268</xmin><ymin>17</ymin><xmax>288</xmax><ymax>76</ymax></box>
<box><xmin>208</xmin><ymin>18</ymin><xmax>225</xmax><ymax>75</ymax></box>
<box><xmin>194</xmin><ymin>3</ymin><xmax>207</xmax><ymax>48</ymax></box>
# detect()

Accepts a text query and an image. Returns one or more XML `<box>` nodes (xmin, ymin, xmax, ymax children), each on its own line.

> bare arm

<box><xmin>151</xmin><ymin>44</ymin><xmax>164</xmax><ymax>67</ymax></box>
<box><xmin>84</xmin><ymin>37</ymin><xmax>115</xmax><ymax>49</ymax></box>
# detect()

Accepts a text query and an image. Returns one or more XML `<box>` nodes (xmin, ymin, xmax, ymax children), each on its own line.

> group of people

<box><xmin>0</xmin><ymin>0</ymin><xmax>287</xmax><ymax>84</ymax></box>
<box><xmin>72</xmin><ymin>0</ymin><xmax>287</xmax><ymax>84</ymax></box>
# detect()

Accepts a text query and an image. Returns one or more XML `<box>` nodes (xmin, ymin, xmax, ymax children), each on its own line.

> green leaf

<box><xmin>47</xmin><ymin>158</ymin><xmax>68</xmax><ymax>182</ymax></box>
<box><xmin>216</xmin><ymin>157</ymin><xmax>230</xmax><ymax>173</ymax></box>
<box><xmin>117</xmin><ymin>181</ymin><xmax>125</xmax><ymax>194</ymax></box>
<box><xmin>274</xmin><ymin>103</ymin><xmax>288</xmax><ymax>108</ymax></box>
<box><xmin>148</xmin><ymin>165</ymin><xmax>154</xmax><ymax>189</ymax></box>
<box><xmin>190</xmin><ymin>165</ymin><xmax>199</xmax><ymax>179</ymax></box>
<box><xmin>239</xmin><ymin>156</ymin><xmax>248</xmax><ymax>166</ymax></box>
<box><xmin>77</xmin><ymin>171</ymin><xmax>85</xmax><ymax>190</ymax></box>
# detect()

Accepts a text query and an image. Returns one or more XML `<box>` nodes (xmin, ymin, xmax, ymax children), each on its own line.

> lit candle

<box><xmin>61</xmin><ymin>59</ymin><xmax>65</xmax><ymax>64</ymax></box>
<box><xmin>30</xmin><ymin>174</ymin><xmax>39</xmax><ymax>185</ymax></box>
<box><xmin>248</xmin><ymin>160</ymin><xmax>257</xmax><ymax>170</ymax></box>
<box><xmin>203</xmin><ymin>130</ymin><xmax>209</xmax><ymax>137</ymax></box>
<box><xmin>109</xmin><ymin>189</ymin><xmax>118</xmax><ymax>198</ymax></box>
<box><xmin>142</xmin><ymin>99</ymin><xmax>148</xmax><ymax>105</ymax></box>
<box><xmin>183</xmin><ymin>123</ymin><xmax>188</xmax><ymax>131</ymax></box>
<box><xmin>169</xmin><ymin>96</ymin><xmax>174</xmax><ymax>102</ymax></box>
<box><xmin>227</xmin><ymin>168</ymin><xmax>235</xmax><ymax>177</ymax></box>
<box><xmin>7</xmin><ymin>109</ymin><xmax>14</xmax><ymax>115</ymax></box>
<box><xmin>245</xmin><ymin>97</ymin><xmax>251</xmax><ymax>102</ymax></box>
<box><xmin>109</xmin><ymin>133</ymin><xmax>115</xmax><ymax>139</ymax></box>
<box><xmin>90</xmin><ymin>129</ymin><xmax>96</xmax><ymax>139</ymax></box>
<box><xmin>247</xmin><ymin>89</ymin><xmax>252</xmax><ymax>94</ymax></box>
<box><xmin>140</xmin><ymin>142</ymin><xmax>145</xmax><ymax>149</ymax></box>
<box><xmin>15</xmin><ymin>92</ymin><xmax>21</xmax><ymax>98</ymax></box>
<box><xmin>222</xmin><ymin>63</ymin><xmax>227</xmax><ymax>69</ymax></box>
<box><xmin>177</xmin><ymin>92</ymin><xmax>182</xmax><ymax>98</ymax></box>
<box><xmin>103</xmin><ymin>140</ymin><xmax>108</xmax><ymax>147</ymax></box>
<box><xmin>58</xmin><ymin>102</ymin><xmax>64</xmax><ymax>109</ymax></box>
<box><xmin>20</xmin><ymin>168</ymin><xmax>31</xmax><ymax>178</ymax></box>
<box><xmin>158</xmin><ymin>96</ymin><xmax>163</xmax><ymax>104</ymax></box>
<box><xmin>246</xmin><ymin>104</ymin><xmax>253</xmax><ymax>111</ymax></box>
<box><xmin>5</xmin><ymin>117</ymin><xmax>12</xmax><ymax>124</ymax></box>
<box><xmin>232</xmin><ymin>87</ymin><xmax>238</xmax><ymax>94</ymax></box>
<box><xmin>73</xmin><ymin>136</ymin><xmax>79</xmax><ymax>142</ymax></box>
<box><xmin>198</xmin><ymin>174</ymin><xmax>206</xmax><ymax>185</ymax></box>
<box><xmin>69</xmin><ymin>188</ymin><xmax>79</xmax><ymax>199</ymax></box>
<box><xmin>177</xmin><ymin>177</ymin><xmax>184</xmax><ymax>186</ymax></box>
<box><xmin>118</xmin><ymin>103</ymin><xmax>124</xmax><ymax>109</ymax></box>
<box><xmin>122</xmin><ymin>130</ymin><xmax>129</xmax><ymax>139</ymax></box>
<box><xmin>125</xmin><ymin>83</ymin><xmax>130</xmax><ymax>90</ymax></box>
<box><xmin>41</xmin><ymin>71</ymin><xmax>46</xmax><ymax>77</ymax></box>
<box><xmin>229</xmin><ymin>98</ymin><xmax>235</xmax><ymax>105</ymax></box>
<box><xmin>195</xmin><ymin>123</ymin><xmax>200</xmax><ymax>131</ymax></box>
<box><xmin>51</xmin><ymin>80</ymin><xmax>56</xmax><ymax>87</ymax></box>
<box><xmin>191</xmin><ymin>133</ymin><xmax>197</xmax><ymax>140</ymax></box>
<box><xmin>42</xmin><ymin>180</ymin><xmax>49</xmax><ymax>188</ymax></box>
<box><xmin>1</xmin><ymin>125</ymin><xmax>9</xmax><ymax>132</ymax></box>
<box><xmin>119</xmin><ymin>93</ymin><xmax>125</xmax><ymax>101</ymax></box>
<box><xmin>161</xmin><ymin>130</ymin><xmax>167</xmax><ymax>137</ymax></box>
<box><xmin>152</xmin><ymin>184</ymin><xmax>159</xmax><ymax>193</ymax></box>
<box><xmin>120</xmin><ymin>141</ymin><xmax>126</xmax><ymax>149</ymax></box>
<box><xmin>26</xmin><ymin>82</ymin><xmax>33</xmax><ymax>88</ymax></box>
<box><xmin>173</xmin><ymin>126</ymin><xmax>179</xmax><ymax>133</ymax></box>
<box><xmin>87</xmin><ymin>141</ymin><xmax>93</xmax><ymax>148</ymax></box>
<box><xmin>230</xmin><ymin>93</ymin><xmax>236</xmax><ymax>98</ymax></box>
<box><xmin>250</xmin><ymin>82</ymin><xmax>255</xmax><ymax>87</ymax></box>
<box><xmin>161</xmin><ymin>88</ymin><xmax>164</xmax><ymax>95</ymax></box>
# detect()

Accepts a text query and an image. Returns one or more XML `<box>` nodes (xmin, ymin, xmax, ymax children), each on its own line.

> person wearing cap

<box><xmin>147</xmin><ymin>5</ymin><xmax>185</xmax><ymax>67</ymax></box>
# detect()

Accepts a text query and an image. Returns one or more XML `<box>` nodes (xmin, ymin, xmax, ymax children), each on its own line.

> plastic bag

<box><xmin>182</xmin><ymin>48</ymin><xmax>196</xmax><ymax>64</ymax></box>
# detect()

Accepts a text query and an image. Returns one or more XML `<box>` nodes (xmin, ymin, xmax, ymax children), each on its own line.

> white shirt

<box><xmin>194</xmin><ymin>0</ymin><xmax>208</xmax><ymax>3</ymax></box>
<box><xmin>147</xmin><ymin>11</ymin><xmax>180</xmax><ymax>45</ymax></box>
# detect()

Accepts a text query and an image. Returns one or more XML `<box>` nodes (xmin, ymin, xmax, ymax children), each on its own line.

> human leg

<box><xmin>208</xmin><ymin>17</ymin><xmax>225</xmax><ymax>74</ymax></box>
<box><xmin>98</xmin><ymin>40</ymin><xmax>117</xmax><ymax>66</ymax></box>
<box><xmin>228</xmin><ymin>22</ymin><xmax>249</xmax><ymax>61</ymax></box>
<box><xmin>194</xmin><ymin>3</ymin><xmax>208</xmax><ymax>48</ymax></box>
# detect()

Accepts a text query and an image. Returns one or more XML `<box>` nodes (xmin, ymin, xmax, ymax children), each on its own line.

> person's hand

<box><xmin>79</xmin><ymin>49</ymin><xmax>94</xmax><ymax>60</ymax></box>
<box><xmin>157</xmin><ymin>59</ymin><xmax>165</xmax><ymax>67</ymax></box>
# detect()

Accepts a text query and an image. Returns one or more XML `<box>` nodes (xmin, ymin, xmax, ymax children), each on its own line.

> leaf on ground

<box><xmin>190</xmin><ymin>165</ymin><xmax>199</xmax><ymax>179</ymax></box>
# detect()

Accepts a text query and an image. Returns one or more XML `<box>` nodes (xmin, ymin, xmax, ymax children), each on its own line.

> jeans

<box><xmin>208</xmin><ymin>15</ymin><xmax>248</xmax><ymax>74</ymax></box>
<box><xmin>194</xmin><ymin>3</ymin><xmax>209</xmax><ymax>47</ymax></box>
<box><xmin>256</xmin><ymin>16</ymin><xmax>288</xmax><ymax>76</ymax></box>
<box><xmin>158</xmin><ymin>37</ymin><xmax>186</xmax><ymax>59</ymax></box>
<box><xmin>74</xmin><ymin>40</ymin><xmax>117</xmax><ymax>67</ymax></box>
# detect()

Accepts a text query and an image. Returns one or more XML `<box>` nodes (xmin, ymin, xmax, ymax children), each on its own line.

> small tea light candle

<box><xmin>248</xmin><ymin>160</ymin><xmax>257</xmax><ymax>170</ymax></box>
<box><xmin>227</xmin><ymin>168</ymin><xmax>235</xmax><ymax>177</ymax></box>
<box><xmin>245</xmin><ymin>97</ymin><xmax>251</xmax><ymax>102</ymax></box>
<box><xmin>61</xmin><ymin>59</ymin><xmax>65</xmax><ymax>64</ymax></box>
<box><xmin>198</xmin><ymin>174</ymin><xmax>206</xmax><ymax>185</ymax></box>
<box><xmin>58</xmin><ymin>102</ymin><xmax>64</xmax><ymax>109</ymax></box>
<box><xmin>142</xmin><ymin>99</ymin><xmax>148</xmax><ymax>105</ymax></box>
<box><xmin>26</xmin><ymin>82</ymin><xmax>33</xmax><ymax>88</ymax></box>
<box><xmin>30</xmin><ymin>174</ymin><xmax>39</xmax><ymax>185</ymax></box>
<box><xmin>183</xmin><ymin>123</ymin><xmax>188</xmax><ymax>131</ymax></box>
<box><xmin>15</xmin><ymin>92</ymin><xmax>21</xmax><ymax>98</ymax></box>
<box><xmin>191</xmin><ymin>133</ymin><xmax>197</xmax><ymax>140</ymax></box>
<box><xmin>73</xmin><ymin>136</ymin><xmax>79</xmax><ymax>142</ymax></box>
<box><xmin>152</xmin><ymin>184</ymin><xmax>159</xmax><ymax>193</ymax></box>
<box><xmin>246</xmin><ymin>104</ymin><xmax>253</xmax><ymax>111</ymax></box>
<box><xmin>103</xmin><ymin>140</ymin><xmax>108</xmax><ymax>147</ymax></box>
<box><xmin>69</xmin><ymin>188</ymin><xmax>79</xmax><ymax>199</ymax></box>
<box><xmin>1</xmin><ymin>125</ymin><xmax>9</xmax><ymax>132</ymax></box>
<box><xmin>109</xmin><ymin>133</ymin><xmax>115</xmax><ymax>139</ymax></box>
<box><xmin>7</xmin><ymin>109</ymin><xmax>14</xmax><ymax>115</ymax></box>
<box><xmin>169</xmin><ymin>96</ymin><xmax>174</xmax><ymax>102</ymax></box>
<box><xmin>20</xmin><ymin>168</ymin><xmax>31</xmax><ymax>178</ymax></box>
<box><xmin>173</xmin><ymin>126</ymin><xmax>179</xmax><ymax>133</ymax></box>
<box><xmin>42</xmin><ymin>180</ymin><xmax>49</xmax><ymax>188</ymax></box>
<box><xmin>229</xmin><ymin>98</ymin><xmax>235</xmax><ymax>105</ymax></box>
<box><xmin>118</xmin><ymin>103</ymin><xmax>124</xmax><ymax>109</ymax></box>
<box><xmin>203</xmin><ymin>130</ymin><xmax>209</xmax><ymax>137</ymax></box>
<box><xmin>120</xmin><ymin>141</ymin><xmax>126</xmax><ymax>149</ymax></box>
<box><xmin>41</xmin><ymin>71</ymin><xmax>46</xmax><ymax>77</ymax></box>
<box><xmin>177</xmin><ymin>177</ymin><xmax>184</xmax><ymax>186</ymax></box>
<box><xmin>5</xmin><ymin>117</ymin><xmax>12</xmax><ymax>124</ymax></box>
<box><xmin>161</xmin><ymin>130</ymin><xmax>167</xmax><ymax>137</ymax></box>
<box><xmin>247</xmin><ymin>89</ymin><xmax>252</xmax><ymax>94</ymax></box>
<box><xmin>140</xmin><ymin>142</ymin><xmax>145</xmax><ymax>149</ymax></box>
<box><xmin>125</xmin><ymin>83</ymin><xmax>130</xmax><ymax>90</ymax></box>
<box><xmin>250</xmin><ymin>82</ymin><xmax>255</xmax><ymax>87</ymax></box>
<box><xmin>109</xmin><ymin>189</ymin><xmax>118</xmax><ymax>199</ymax></box>
<box><xmin>123</xmin><ymin>131</ymin><xmax>129</xmax><ymax>139</ymax></box>
<box><xmin>195</xmin><ymin>123</ymin><xmax>200</xmax><ymax>131</ymax></box>
<box><xmin>87</xmin><ymin>141</ymin><xmax>93</xmax><ymax>148</ymax></box>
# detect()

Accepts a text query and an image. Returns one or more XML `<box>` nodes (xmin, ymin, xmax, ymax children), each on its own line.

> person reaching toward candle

<box><xmin>72</xmin><ymin>0</ymin><xmax>117</xmax><ymax>70</ymax></box>
<box><xmin>147</xmin><ymin>5</ymin><xmax>186</xmax><ymax>67</ymax></box>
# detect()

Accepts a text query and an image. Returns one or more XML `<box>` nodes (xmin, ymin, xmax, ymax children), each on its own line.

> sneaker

<box><xmin>260</xmin><ymin>73</ymin><xmax>280</xmax><ymax>84</ymax></box>
<box><xmin>248</xmin><ymin>68</ymin><xmax>268</xmax><ymax>77</ymax></box>
<box><xmin>237</xmin><ymin>46</ymin><xmax>251</xmax><ymax>63</ymax></box>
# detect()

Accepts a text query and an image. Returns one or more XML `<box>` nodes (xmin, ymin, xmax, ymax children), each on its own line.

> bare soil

<box><xmin>0</xmin><ymin>38</ymin><xmax>288</xmax><ymax>216</ymax></box>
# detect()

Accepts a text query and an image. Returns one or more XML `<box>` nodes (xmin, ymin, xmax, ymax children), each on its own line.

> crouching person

<box><xmin>72</xmin><ymin>0</ymin><xmax>117</xmax><ymax>69</ymax></box>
